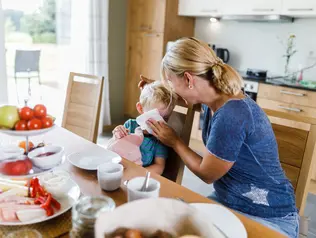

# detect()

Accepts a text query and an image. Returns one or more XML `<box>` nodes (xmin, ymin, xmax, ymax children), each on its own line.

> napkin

<box><xmin>136</xmin><ymin>109</ymin><xmax>166</xmax><ymax>135</ymax></box>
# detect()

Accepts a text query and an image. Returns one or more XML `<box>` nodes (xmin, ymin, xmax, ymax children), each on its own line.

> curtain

<box><xmin>70</xmin><ymin>0</ymin><xmax>111</xmax><ymax>131</ymax></box>
<box><xmin>0</xmin><ymin>0</ymin><xmax>8</xmax><ymax>104</ymax></box>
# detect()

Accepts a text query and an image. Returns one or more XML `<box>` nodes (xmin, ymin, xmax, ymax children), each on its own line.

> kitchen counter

<box><xmin>242</xmin><ymin>75</ymin><xmax>316</xmax><ymax>92</ymax></box>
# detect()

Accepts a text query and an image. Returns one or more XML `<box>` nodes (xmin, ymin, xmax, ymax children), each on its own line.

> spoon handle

<box><xmin>141</xmin><ymin>171</ymin><xmax>151</xmax><ymax>192</ymax></box>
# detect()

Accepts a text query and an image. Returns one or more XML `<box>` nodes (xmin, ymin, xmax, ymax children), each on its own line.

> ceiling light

<box><xmin>209</xmin><ymin>17</ymin><xmax>219</xmax><ymax>23</ymax></box>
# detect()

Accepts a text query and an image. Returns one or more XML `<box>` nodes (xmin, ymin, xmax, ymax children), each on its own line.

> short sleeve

<box><xmin>124</xmin><ymin>119</ymin><xmax>136</xmax><ymax>133</ymax></box>
<box><xmin>206</xmin><ymin>100</ymin><xmax>253</xmax><ymax>162</ymax></box>
<box><xmin>154</xmin><ymin>142</ymin><xmax>169</xmax><ymax>159</ymax></box>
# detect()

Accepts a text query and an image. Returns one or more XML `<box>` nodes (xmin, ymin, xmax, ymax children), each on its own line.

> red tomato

<box><xmin>41</xmin><ymin>117</ymin><xmax>53</xmax><ymax>128</ymax></box>
<box><xmin>27</xmin><ymin>118</ymin><xmax>42</xmax><ymax>130</ymax></box>
<box><xmin>14</xmin><ymin>120</ymin><xmax>27</xmax><ymax>131</ymax></box>
<box><xmin>33</xmin><ymin>104</ymin><xmax>47</xmax><ymax>119</ymax></box>
<box><xmin>0</xmin><ymin>158</ymin><xmax>32</xmax><ymax>176</ymax></box>
<box><xmin>19</xmin><ymin>107</ymin><xmax>34</xmax><ymax>121</ymax></box>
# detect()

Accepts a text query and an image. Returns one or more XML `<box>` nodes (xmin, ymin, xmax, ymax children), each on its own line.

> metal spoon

<box><xmin>140</xmin><ymin>171</ymin><xmax>150</xmax><ymax>192</ymax></box>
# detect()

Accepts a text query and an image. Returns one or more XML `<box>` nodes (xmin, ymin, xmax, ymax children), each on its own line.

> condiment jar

<box><xmin>70</xmin><ymin>196</ymin><xmax>115</xmax><ymax>238</ymax></box>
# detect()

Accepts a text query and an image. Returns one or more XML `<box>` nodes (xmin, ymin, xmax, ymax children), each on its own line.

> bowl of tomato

<box><xmin>0</xmin><ymin>155</ymin><xmax>33</xmax><ymax>176</ymax></box>
<box><xmin>28</xmin><ymin>145</ymin><xmax>64</xmax><ymax>170</ymax></box>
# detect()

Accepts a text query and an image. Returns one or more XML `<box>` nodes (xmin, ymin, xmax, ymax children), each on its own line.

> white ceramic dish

<box><xmin>0</xmin><ymin>145</ymin><xmax>24</xmax><ymax>161</ymax></box>
<box><xmin>191</xmin><ymin>203</ymin><xmax>247</xmax><ymax>238</ymax></box>
<box><xmin>68</xmin><ymin>149</ymin><xmax>122</xmax><ymax>170</ymax></box>
<box><xmin>0</xmin><ymin>178</ymin><xmax>80</xmax><ymax>226</ymax></box>
<box><xmin>39</xmin><ymin>170</ymin><xmax>71</xmax><ymax>198</ymax></box>
<box><xmin>95</xmin><ymin>198</ymin><xmax>222</xmax><ymax>238</ymax></box>
<box><xmin>28</xmin><ymin>145</ymin><xmax>64</xmax><ymax>170</ymax></box>
<box><xmin>0</xmin><ymin>125</ymin><xmax>56</xmax><ymax>137</ymax></box>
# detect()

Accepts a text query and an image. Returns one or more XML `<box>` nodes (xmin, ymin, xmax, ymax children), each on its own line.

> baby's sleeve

<box><xmin>155</xmin><ymin>143</ymin><xmax>169</xmax><ymax>159</ymax></box>
<box><xmin>123</xmin><ymin>119</ymin><xmax>132</xmax><ymax>131</ymax></box>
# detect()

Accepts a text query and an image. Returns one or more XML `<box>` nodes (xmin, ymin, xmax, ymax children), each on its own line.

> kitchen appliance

<box><xmin>216</xmin><ymin>48</ymin><xmax>230</xmax><ymax>63</ymax></box>
<box><xmin>243</xmin><ymin>80</ymin><xmax>259</xmax><ymax>101</ymax></box>
<box><xmin>245</xmin><ymin>69</ymin><xmax>267</xmax><ymax>80</ymax></box>
<box><xmin>220</xmin><ymin>15</ymin><xmax>294</xmax><ymax>23</ymax></box>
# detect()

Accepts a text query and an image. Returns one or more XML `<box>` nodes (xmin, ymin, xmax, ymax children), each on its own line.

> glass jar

<box><xmin>70</xmin><ymin>196</ymin><xmax>115</xmax><ymax>238</ymax></box>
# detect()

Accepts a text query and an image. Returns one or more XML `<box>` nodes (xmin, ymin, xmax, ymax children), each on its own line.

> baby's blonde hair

<box><xmin>140</xmin><ymin>81</ymin><xmax>177</xmax><ymax>115</ymax></box>
<box><xmin>161</xmin><ymin>37</ymin><xmax>243</xmax><ymax>95</ymax></box>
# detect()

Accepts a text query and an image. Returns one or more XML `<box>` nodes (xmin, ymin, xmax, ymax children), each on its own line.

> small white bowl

<box><xmin>40</xmin><ymin>170</ymin><xmax>70</xmax><ymax>198</ymax></box>
<box><xmin>28</xmin><ymin>145</ymin><xmax>64</xmax><ymax>170</ymax></box>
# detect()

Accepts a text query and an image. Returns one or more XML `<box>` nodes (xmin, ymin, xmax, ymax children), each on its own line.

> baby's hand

<box><xmin>112</xmin><ymin>125</ymin><xmax>129</xmax><ymax>139</ymax></box>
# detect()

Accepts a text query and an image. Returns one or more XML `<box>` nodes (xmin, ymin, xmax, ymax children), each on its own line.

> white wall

<box><xmin>195</xmin><ymin>18</ymin><xmax>316</xmax><ymax>80</ymax></box>
<box><xmin>0</xmin><ymin>0</ymin><xmax>8</xmax><ymax>104</ymax></box>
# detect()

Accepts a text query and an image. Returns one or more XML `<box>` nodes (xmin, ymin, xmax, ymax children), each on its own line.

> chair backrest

<box><xmin>15</xmin><ymin>50</ymin><xmax>41</xmax><ymax>73</ymax></box>
<box><xmin>163</xmin><ymin>104</ymin><xmax>198</xmax><ymax>184</ymax></box>
<box><xmin>62</xmin><ymin>72</ymin><xmax>104</xmax><ymax>143</ymax></box>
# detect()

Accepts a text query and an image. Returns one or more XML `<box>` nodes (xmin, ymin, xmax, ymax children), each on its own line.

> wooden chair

<box><xmin>62</xmin><ymin>72</ymin><xmax>104</xmax><ymax>143</ymax></box>
<box><xmin>138</xmin><ymin>77</ymin><xmax>197</xmax><ymax>184</ymax></box>
<box><xmin>263</xmin><ymin>109</ymin><xmax>316</xmax><ymax>216</ymax></box>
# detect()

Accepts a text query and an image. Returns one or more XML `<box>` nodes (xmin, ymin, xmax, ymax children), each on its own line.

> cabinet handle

<box><xmin>287</xmin><ymin>8</ymin><xmax>313</xmax><ymax>12</ymax></box>
<box><xmin>145</xmin><ymin>33</ymin><xmax>158</xmax><ymax>37</ymax></box>
<box><xmin>252</xmin><ymin>8</ymin><xmax>274</xmax><ymax>12</ymax></box>
<box><xmin>201</xmin><ymin>9</ymin><xmax>218</xmax><ymax>13</ymax></box>
<box><xmin>280</xmin><ymin>90</ymin><xmax>306</xmax><ymax>97</ymax></box>
<box><xmin>278</xmin><ymin>105</ymin><xmax>302</xmax><ymax>112</ymax></box>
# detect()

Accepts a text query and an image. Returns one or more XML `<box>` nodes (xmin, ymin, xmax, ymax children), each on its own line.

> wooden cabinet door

<box><xmin>125</xmin><ymin>32</ymin><xmax>164</xmax><ymax>117</ymax></box>
<box><xmin>143</xmin><ymin>0</ymin><xmax>166</xmax><ymax>33</ymax></box>
<box><xmin>129</xmin><ymin>0</ymin><xmax>166</xmax><ymax>32</ymax></box>
<box><xmin>125</xmin><ymin>32</ymin><xmax>143</xmax><ymax>117</ymax></box>
<box><xmin>141</xmin><ymin>32</ymin><xmax>164</xmax><ymax>81</ymax></box>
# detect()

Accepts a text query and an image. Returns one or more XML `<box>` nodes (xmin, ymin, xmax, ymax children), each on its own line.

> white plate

<box><xmin>0</xmin><ymin>178</ymin><xmax>80</xmax><ymax>226</ymax></box>
<box><xmin>0</xmin><ymin>125</ymin><xmax>56</xmax><ymax>137</ymax></box>
<box><xmin>191</xmin><ymin>203</ymin><xmax>247</xmax><ymax>238</ymax></box>
<box><xmin>67</xmin><ymin>149</ymin><xmax>122</xmax><ymax>170</ymax></box>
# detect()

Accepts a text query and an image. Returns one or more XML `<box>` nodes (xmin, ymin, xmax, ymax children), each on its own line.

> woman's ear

<box><xmin>136</xmin><ymin>102</ymin><xmax>144</xmax><ymax>114</ymax></box>
<box><xmin>183</xmin><ymin>72</ymin><xmax>195</xmax><ymax>88</ymax></box>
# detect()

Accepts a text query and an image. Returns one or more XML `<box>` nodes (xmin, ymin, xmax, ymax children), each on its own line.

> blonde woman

<box><xmin>146</xmin><ymin>38</ymin><xmax>298</xmax><ymax>237</ymax></box>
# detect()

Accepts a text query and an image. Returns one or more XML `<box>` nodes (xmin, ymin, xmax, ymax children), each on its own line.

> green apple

<box><xmin>0</xmin><ymin>106</ymin><xmax>20</xmax><ymax>129</ymax></box>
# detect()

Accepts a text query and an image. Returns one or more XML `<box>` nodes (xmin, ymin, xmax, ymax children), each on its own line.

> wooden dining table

<box><xmin>0</xmin><ymin>126</ymin><xmax>285</xmax><ymax>238</ymax></box>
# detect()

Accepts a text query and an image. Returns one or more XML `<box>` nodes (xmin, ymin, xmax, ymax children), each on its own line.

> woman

<box><xmin>146</xmin><ymin>37</ymin><xmax>299</xmax><ymax>238</ymax></box>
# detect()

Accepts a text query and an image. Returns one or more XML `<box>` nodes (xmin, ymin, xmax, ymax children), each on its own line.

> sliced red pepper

<box><xmin>51</xmin><ymin>197</ymin><xmax>61</xmax><ymax>210</ymax></box>
<box><xmin>34</xmin><ymin>196</ymin><xmax>46</xmax><ymax>205</ymax></box>
<box><xmin>44</xmin><ymin>205</ymin><xmax>54</xmax><ymax>216</ymax></box>
<box><xmin>40</xmin><ymin>193</ymin><xmax>52</xmax><ymax>210</ymax></box>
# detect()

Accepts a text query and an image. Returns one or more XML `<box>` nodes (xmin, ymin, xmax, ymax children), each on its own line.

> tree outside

<box><xmin>4</xmin><ymin>0</ymin><xmax>56</xmax><ymax>44</ymax></box>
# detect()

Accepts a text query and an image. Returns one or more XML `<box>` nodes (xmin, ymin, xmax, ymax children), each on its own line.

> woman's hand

<box><xmin>146</xmin><ymin>119</ymin><xmax>180</xmax><ymax>147</ymax></box>
<box><xmin>138</xmin><ymin>75</ymin><xmax>154</xmax><ymax>90</ymax></box>
<box><xmin>112</xmin><ymin>125</ymin><xmax>129</xmax><ymax>139</ymax></box>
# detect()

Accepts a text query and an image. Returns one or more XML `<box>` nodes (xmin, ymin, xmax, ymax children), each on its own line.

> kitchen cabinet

<box><xmin>125</xmin><ymin>0</ymin><xmax>195</xmax><ymax>118</ymax></box>
<box><xmin>178</xmin><ymin>0</ymin><xmax>223</xmax><ymax>16</ymax></box>
<box><xmin>282</xmin><ymin>0</ymin><xmax>316</xmax><ymax>16</ymax></box>
<box><xmin>223</xmin><ymin>0</ymin><xmax>282</xmax><ymax>15</ymax></box>
<box><xmin>129</xmin><ymin>0</ymin><xmax>166</xmax><ymax>33</ymax></box>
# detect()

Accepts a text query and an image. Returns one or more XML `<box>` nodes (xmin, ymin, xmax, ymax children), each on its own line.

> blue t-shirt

<box><xmin>124</xmin><ymin>119</ymin><xmax>169</xmax><ymax>166</ymax></box>
<box><xmin>202</xmin><ymin>97</ymin><xmax>297</xmax><ymax>218</ymax></box>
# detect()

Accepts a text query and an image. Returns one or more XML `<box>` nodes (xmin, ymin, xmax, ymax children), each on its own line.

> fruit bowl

<box><xmin>0</xmin><ymin>125</ymin><xmax>56</xmax><ymax>137</ymax></box>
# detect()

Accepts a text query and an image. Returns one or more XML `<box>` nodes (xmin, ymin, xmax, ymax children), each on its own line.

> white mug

<box><xmin>127</xmin><ymin>177</ymin><xmax>160</xmax><ymax>202</ymax></box>
<box><xmin>97</xmin><ymin>162</ymin><xmax>123</xmax><ymax>191</ymax></box>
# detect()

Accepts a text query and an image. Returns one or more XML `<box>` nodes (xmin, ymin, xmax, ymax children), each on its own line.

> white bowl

<box><xmin>39</xmin><ymin>170</ymin><xmax>70</xmax><ymax>198</ymax></box>
<box><xmin>28</xmin><ymin>145</ymin><xmax>64</xmax><ymax>170</ymax></box>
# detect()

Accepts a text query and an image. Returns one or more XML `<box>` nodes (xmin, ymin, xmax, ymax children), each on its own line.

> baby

<box><xmin>107</xmin><ymin>81</ymin><xmax>177</xmax><ymax>175</ymax></box>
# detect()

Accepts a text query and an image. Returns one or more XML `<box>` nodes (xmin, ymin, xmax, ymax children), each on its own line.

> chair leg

<box><xmin>14</xmin><ymin>76</ymin><xmax>20</xmax><ymax>104</ymax></box>
<box><xmin>38</xmin><ymin>73</ymin><xmax>41</xmax><ymax>85</ymax></box>
<box><xmin>28</xmin><ymin>77</ymin><xmax>31</xmax><ymax>97</ymax></box>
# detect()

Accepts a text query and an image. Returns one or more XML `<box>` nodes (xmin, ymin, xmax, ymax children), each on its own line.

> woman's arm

<box><xmin>147</xmin><ymin>120</ymin><xmax>233</xmax><ymax>183</ymax></box>
<box><xmin>173</xmin><ymin>139</ymin><xmax>234</xmax><ymax>184</ymax></box>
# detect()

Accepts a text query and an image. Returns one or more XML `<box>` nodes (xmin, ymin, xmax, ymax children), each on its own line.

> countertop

<box><xmin>242</xmin><ymin>75</ymin><xmax>316</xmax><ymax>92</ymax></box>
